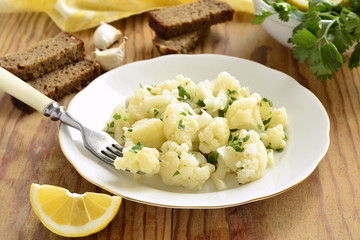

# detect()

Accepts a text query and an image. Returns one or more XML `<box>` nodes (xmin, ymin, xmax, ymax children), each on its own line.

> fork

<box><xmin>0</xmin><ymin>66</ymin><xmax>123</xmax><ymax>166</ymax></box>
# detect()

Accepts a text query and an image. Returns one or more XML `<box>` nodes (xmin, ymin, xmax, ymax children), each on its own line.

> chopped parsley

<box><xmin>180</xmin><ymin>111</ymin><xmax>187</xmax><ymax>116</ymax></box>
<box><xmin>177</xmin><ymin>84</ymin><xmax>191</xmax><ymax>102</ymax></box>
<box><xmin>129</xmin><ymin>142</ymin><xmax>144</xmax><ymax>154</ymax></box>
<box><xmin>127</xmin><ymin>128</ymin><xmax>133</xmax><ymax>132</ymax></box>
<box><xmin>105</xmin><ymin>121</ymin><xmax>115</xmax><ymax>134</ymax></box>
<box><xmin>207</xmin><ymin>151</ymin><xmax>219</xmax><ymax>166</ymax></box>
<box><xmin>227</xmin><ymin>135</ymin><xmax>250</xmax><ymax>152</ymax></box>
<box><xmin>178</xmin><ymin>119</ymin><xmax>186</xmax><ymax>130</ymax></box>
<box><xmin>173</xmin><ymin>170</ymin><xmax>180</xmax><ymax>176</ymax></box>
<box><xmin>196</xmin><ymin>99</ymin><xmax>206</xmax><ymax>107</ymax></box>
<box><xmin>263</xmin><ymin>117</ymin><xmax>272</xmax><ymax>127</ymax></box>
<box><xmin>260</xmin><ymin>97</ymin><xmax>273</xmax><ymax>107</ymax></box>
<box><xmin>227</xmin><ymin>89</ymin><xmax>238</xmax><ymax>95</ymax></box>
<box><xmin>218</xmin><ymin>90</ymin><xmax>238</xmax><ymax>117</ymax></box>
<box><xmin>153</xmin><ymin>109</ymin><xmax>159</xmax><ymax>118</ymax></box>
<box><xmin>147</xmin><ymin>87</ymin><xmax>156</xmax><ymax>95</ymax></box>
<box><xmin>113</xmin><ymin>113</ymin><xmax>121</xmax><ymax>120</ymax></box>
<box><xmin>276</xmin><ymin>148</ymin><xmax>284</xmax><ymax>152</ymax></box>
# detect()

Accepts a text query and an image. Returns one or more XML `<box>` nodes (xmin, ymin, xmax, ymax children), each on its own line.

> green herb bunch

<box><xmin>253</xmin><ymin>0</ymin><xmax>360</xmax><ymax>81</ymax></box>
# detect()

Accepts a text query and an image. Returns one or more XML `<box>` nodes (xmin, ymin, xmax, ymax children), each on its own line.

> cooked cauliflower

<box><xmin>213</xmin><ymin>72</ymin><xmax>249</xmax><ymax>98</ymax></box>
<box><xmin>159</xmin><ymin>141</ymin><xmax>215</xmax><ymax>190</ymax></box>
<box><xmin>226</xmin><ymin>93</ymin><xmax>263</xmax><ymax>130</ymax></box>
<box><xmin>198</xmin><ymin>117</ymin><xmax>230</xmax><ymax>154</ymax></box>
<box><xmin>105</xmin><ymin>72</ymin><xmax>288</xmax><ymax>191</ymax></box>
<box><xmin>103</xmin><ymin>104</ymin><xmax>130</xmax><ymax>145</ymax></box>
<box><xmin>192</xmin><ymin>72</ymin><xmax>250</xmax><ymax>116</ymax></box>
<box><xmin>127</xmin><ymin>87</ymin><xmax>178</xmax><ymax>123</ymax></box>
<box><xmin>260</xmin><ymin>124</ymin><xmax>287</xmax><ymax>150</ymax></box>
<box><xmin>114</xmin><ymin>141</ymin><xmax>160</xmax><ymax>176</ymax></box>
<box><xmin>162</xmin><ymin>102</ymin><xmax>212</xmax><ymax>148</ymax></box>
<box><xmin>124</xmin><ymin>118</ymin><xmax>166</xmax><ymax>150</ymax></box>
<box><xmin>267</xmin><ymin>108</ymin><xmax>288</xmax><ymax>129</ymax></box>
<box><xmin>217</xmin><ymin>129</ymin><xmax>268</xmax><ymax>184</ymax></box>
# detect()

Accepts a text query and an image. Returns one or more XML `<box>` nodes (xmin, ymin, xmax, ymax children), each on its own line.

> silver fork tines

<box><xmin>44</xmin><ymin>102</ymin><xmax>123</xmax><ymax>166</ymax></box>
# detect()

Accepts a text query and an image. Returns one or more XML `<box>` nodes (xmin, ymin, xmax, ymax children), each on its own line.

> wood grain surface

<box><xmin>0</xmin><ymin>11</ymin><xmax>359</xmax><ymax>240</ymax></box>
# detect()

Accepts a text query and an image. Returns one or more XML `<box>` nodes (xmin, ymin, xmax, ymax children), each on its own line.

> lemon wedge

<box><xmin>30</xmin><ymin>183</ymin><xmax>122</xmax><ymax>237</ymax></box>
<box><xmin>286</xmin><ymin>0</ymin><xmax>345</xmax><ymax>11</ymax></box>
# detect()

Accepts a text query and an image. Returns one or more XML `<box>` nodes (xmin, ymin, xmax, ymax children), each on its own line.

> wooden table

<box><xmin>0</xmin><ymin>10</ymin><xmax>359</xmax><ymax>240</ymax></box>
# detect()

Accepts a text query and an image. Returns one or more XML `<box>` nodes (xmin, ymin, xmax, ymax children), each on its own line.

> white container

<box><xmin>252</xmin><ymin>0</ymin><xmax>330</xmax><ymax>48</ymax></box>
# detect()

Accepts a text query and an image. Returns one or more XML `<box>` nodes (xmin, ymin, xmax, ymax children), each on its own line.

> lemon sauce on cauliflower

<box><xmin>104</xmin><ymin>72</ymin><xmax>288</xmax><ymax>191</ymax></box>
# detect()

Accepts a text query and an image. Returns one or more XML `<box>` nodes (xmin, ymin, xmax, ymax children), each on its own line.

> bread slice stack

<box><xmin>148</xmin><ymin>0</ymin><xmax>234</xmax><ymax>54</ymax></box>
<box><xmin>0</xmin><ymin>32</ymin><xmax>100</xmax><ymax>112</ymax></box>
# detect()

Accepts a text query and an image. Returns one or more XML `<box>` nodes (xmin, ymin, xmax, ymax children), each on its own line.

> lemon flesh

<box><xmin>286</xmin><ymin>0</ymin><xmax>345</xmax><ymax>11</ymax></box>
<box><xmin>30</xmin><ymin>183</ymin><xmax>121</xmax><ymax>237</ymax></box>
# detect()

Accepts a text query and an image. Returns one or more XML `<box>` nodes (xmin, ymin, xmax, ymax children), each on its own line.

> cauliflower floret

<box><xmin>260</xmin><ymin>124</ymin><xmax>287</xmax><ymax>150</ymax></box>
<box><xmin>213</xmin><ymin>72</ymin><xmax>249</xmax><ymax>98</ymax></box>
<box><xmin>103</xmin><ymin>104</ymin><xmax>130</xmax><ymax>145</ymax></box>
<box><xmin>217</xmin><ymin>129</ymin><xmax>268</xmax><ymax>184</ymax></box>
<box><xmin>192</xmin><ymin>72</ymin><xmax>250</xmax><ymax>116</ymax></box>
<box><xmin>260</xmin><ymin>97</ymin><xmax>273</xmax><ymax>120</ymax></box>
<box><xmin>127</xmin><ymin>87</ymin><xmax>177</xmax><ymax>123</ymax></box>
<box><xmin>267</xmin><ymin>107</ymin><xmax>288</xmax><ymax>128</ymax></box>
<box><xmin>114</xmin><ymin>141</ymin><xmax>160</xmax><ymax>176</ymax></box>
<box><xmin>260</xmin><ymin>97</ymin><xmax>288</xmax><ymax>130</ymax></box>
<box><xmin>162</xmin><ymin>102</ymin><xmax>212</xmax><ymax>148</ymax></box>
<box><xmin>175</xmin><ymin>74</ymin><xmax>197</xmax><ymax>98</ymax></box>
<box><xmin>226</xmin><ymin>93</ymin><xmax>263</xmax><ymax>130</ymax></box>
<box><xmin>198</xmin><ymin>117</ymin><xmax>230</xmax><ymax>154</ymax></box>
<box><xmin>124</xmin><ymin>118</ymin><xmax>166</xmax><ymax>150</ymax></box>
<box><xmin>159</xmin><ymin>141</ymin><xmax>215</xmax><ymax>190</ymax></box>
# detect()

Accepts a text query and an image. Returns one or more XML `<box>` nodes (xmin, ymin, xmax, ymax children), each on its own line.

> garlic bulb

<box><xmin>94</xmin><ymin>37</ymin><xmax>127</xmax><ymax>71</ymax></box>
<box><xmin>93</xmin><ymin>23</ymin><xmax>122</xmax><ymax>50</ymax></box>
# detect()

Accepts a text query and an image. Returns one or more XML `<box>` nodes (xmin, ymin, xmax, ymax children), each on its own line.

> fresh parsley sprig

<box><xmin>253</xmin><ymin>0</ymin><xmax>360</xmax><ymax>81</ymax></box>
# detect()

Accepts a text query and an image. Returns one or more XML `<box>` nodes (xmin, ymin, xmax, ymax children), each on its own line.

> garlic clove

<box><xmin>94</xmin><ymin>37</ymin><xmax>127</xmax><ymax>71</ymax></box>
<box><xmin>93</xmin><ymin>23</ymin><xmax>122</xmax><ymax>50</ymax></box>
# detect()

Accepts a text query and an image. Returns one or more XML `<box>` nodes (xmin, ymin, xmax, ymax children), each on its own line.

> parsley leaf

<box><xmin>349</xmin><ymin>42</ymin><xmax>360</xmax><ymax>68</ymax></box>
<box><xmin>153</xmin><ymin>108</ymin><xmax>159</xmax><ymax>118</ymax></box>
<box><xmin>178</xmin><ymin>119</ymin><xmax>186</xmax><ymax>130</ymax></box>
<box><xmin>196</xmin><ymin>99</ymin><xmax>206</xmax><ymax>107</ymax></box>
<box><xmin>177</xmin><ymin>84</ymin><xmax>191</xmax><ymax>102</ymax></box>
<box><xmin>227</xmin><ymin>135</ymin><xmax>250</xmax><ymax>152</ymax></box>
<box><xmin>253</xmin><ymin>0</ymin><xmax>360</xmax><ymax>80</ymax></box>
<box><xmin>113</xmin><ymin>113</ymin><xmax>121</xmax><ymax>120</ymax></box>
<box><xmin>207</xmin><ymin>151</ymin><xmax>219</xmax><ymax>165</ymax></box>
<box><xmin>129</xmin><ymin>142</ymin><xmax>144</xmax><ymax>154</ymax></box>
<box><xmin>261</xmin><ymin>97</ymin><xmax>273</xmax><ymax>107</ymax></box>
<box><xmin>252</xmin><ymin>8</ymin><xmax>274</xmax><ymax>24</ymax></box>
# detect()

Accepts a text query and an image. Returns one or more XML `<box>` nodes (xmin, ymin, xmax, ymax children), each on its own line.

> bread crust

<box><xmin>0</xmin><ymin>32</ymin><xmax>85</xmax><ymax>80</ymax></box>
<box><xmin>148</xmin><ymin>0</ymin><xmax>234</xmax><ymax>39</ymax></box>
<box><xmin>11</xmin><ymin>59</ymin><xmax>100</xmax><ymax>113</ymax></box>
<box><xmin>153</xmin><ymin>27</ymin><xmax>210</xmax><ymax>54</ymax></box>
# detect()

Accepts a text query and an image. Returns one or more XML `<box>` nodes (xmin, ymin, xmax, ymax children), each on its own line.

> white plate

<box><xmin>59</xmin><ymin>54</ymin><xmax>330</xmax><ymax>208</ymax></box>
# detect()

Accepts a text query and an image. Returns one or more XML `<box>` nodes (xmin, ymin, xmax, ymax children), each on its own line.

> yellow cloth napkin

<box><xmin>0</xmin><ymin>0</ymin><xmax>254</xmax><ymax>32</ymax></box>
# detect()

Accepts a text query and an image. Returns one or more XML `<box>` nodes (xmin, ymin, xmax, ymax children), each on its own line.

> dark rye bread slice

<box><xmin>153</xmin><ymin>27</ymin><xmax>210</xmax><ymax>54</ymax></box>
<box><xmin>148</xmin><ymin>0</ymin><xmax>234</xmax><ymax>39</ymax></box>
<box><xmin>12</xmin><ymin>59</ymin><xmax>100</xmax><ymax>113</ymax></box>
<box><xmin>0</xmin><ymin>32</ymin><xmax>85</xmax><ymax>81</ymax></box>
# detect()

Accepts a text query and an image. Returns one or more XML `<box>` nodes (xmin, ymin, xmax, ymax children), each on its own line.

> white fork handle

<box><xmin>0</xmin><ymin>67</ymin><xmax>54</xmax><ymax>113</ymax></box>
